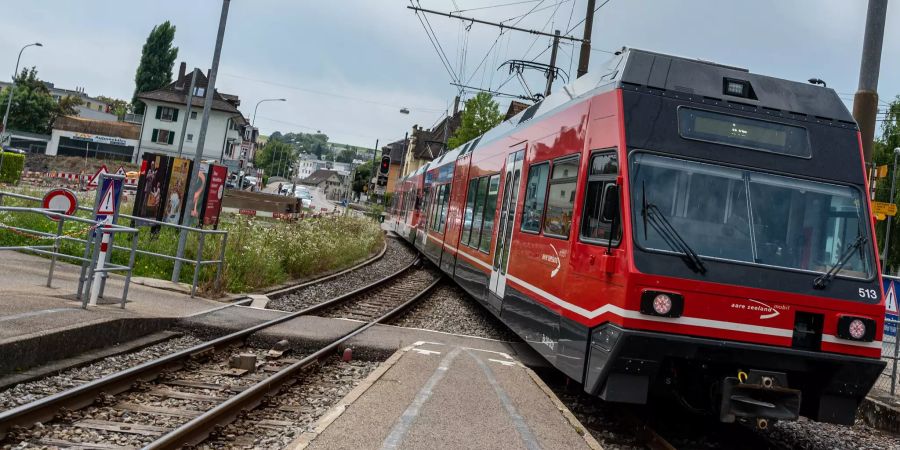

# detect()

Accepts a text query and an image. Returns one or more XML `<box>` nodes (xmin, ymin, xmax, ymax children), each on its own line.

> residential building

<box><xmin>300</xmin><ymin>169</ymin><xmax>342</xmax><ymax>191</ymax></box>
<box><xmin>401</xmin><ymin>111</ymin><xmax>461</xmax><ymax>177</ymax></box>
<box><xmin>135</xmin><ymin>62</ymin><xmax>249</xmax><ymax>168</ymax></box>
<box><xmin>0</xmin><ymin>81</ymin><xmax>118</xmax><ymax>121</ymax></box>
<box><xmin>295</xmin><ymin>154</ymin><xmax>351</xmax><ymax>180</ymax></box>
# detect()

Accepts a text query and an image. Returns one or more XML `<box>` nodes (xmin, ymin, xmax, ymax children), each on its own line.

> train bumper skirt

<box><xmin>584</xmin><ymin>324</ymin><xmax>886</xmax><ymax>424</ymax></box>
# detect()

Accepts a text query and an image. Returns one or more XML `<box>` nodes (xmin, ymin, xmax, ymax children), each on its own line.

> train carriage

<box><xmin>388</xmin><ymin>48</ymin><xmax>886</xmax><ymax>425</ymax></box>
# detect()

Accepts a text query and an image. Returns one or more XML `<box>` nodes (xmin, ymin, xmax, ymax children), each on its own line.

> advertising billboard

<box><xmin>132</xmin><ymin>153</ymin><xmax>171</xmax><ymax>223</ymax></box>
<box><xmin>185</xmin><ymin>162</ymin><xmax>210</xmax><ymax>228</ymax></box>
<box><xmin>164</xmin><ymin>157</ymin><xmax>193</xmax><ymax>224</ymax></box>
<box><xmin>203</xmin><ymin>164</ymin><xmax>228</xmax><ymax>228</ymax></box>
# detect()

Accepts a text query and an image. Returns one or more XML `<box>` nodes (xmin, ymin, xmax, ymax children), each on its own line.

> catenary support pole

<box><xmin>172</xmin><ymin>0</ymin><xmax>230</xmax><ymax>283</ymax></box>
<box><xmin>544</xmin><ymin>30</ymin><xmax>561</xmax><ymax>98</ymax></box>
<box><xmin>852</xmin><ymin>0</ymin><xmax>888</xmax><ymax>164</ymax></box>
<box><xmin>576</xmin><ymin>0</ymin><xmax>596</xmax><ymax>78</ymax></box>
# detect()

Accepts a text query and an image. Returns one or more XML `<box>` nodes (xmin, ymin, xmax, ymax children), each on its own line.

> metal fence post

<box><xmin>191</xmin><ymin>232</ymin><xmax>206</xmax><ymax>298</ymax></box>
<box><xmin>121</xmin><ymin>232</ymin><xmax>139</xmax><ymax>309</ymax></box>
<box><xmin>892</xmin><ymin>323</ymin><xmax>898</xmax><ymax>396</ymax></box>
<box><xmin>76</xmin><ymin>227</ymin><xmax>93</xmax><ymax>300</ymax></box>
<box><xmin>81</xmin><ymin>231</ymin><xmax>102</xmax><ymax>308</ymax></box>
<box><xmin>215</xmin><ymin>232</ymin><xmax>228</xmax><ymax>292</ymax></box>
<box><xmin>46</xmin><ymin>217</ymin><xmax>65</xmax><ymax>287</ymax></box>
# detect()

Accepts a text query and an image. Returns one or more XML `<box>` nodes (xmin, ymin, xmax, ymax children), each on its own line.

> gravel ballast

<box><xmin>268</xmin><ymin>237</ymin><xmax>417</xmax><ymax>312</ymax></box>
<box><xmin>0</xmin><ymin>335</ymin><xmax>202</xmax><ymax>411</ymax></box>
<box><xmin>392</xmin><ymin>284</ymin><xmax>520</xmax><ymax>341</ymax></box>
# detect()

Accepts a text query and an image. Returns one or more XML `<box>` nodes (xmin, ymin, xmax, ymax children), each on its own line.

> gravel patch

<box><xmin>197</xmin><ymin>356</ymin><xmax>379</xmax><ymax>450</ymax></box>
<box><xmin>0</xmin><ymin>335</ymin><xmax>202</xmax><ymax>411</ymax></box>
<box><xmin>268</xmin><ymin>237</ymin><xmax>417</xmax><ymax>312</ymax></box>
<box><xmin>761</xmin><ymin>416</ymin><xmax>900</xmax><ymax>450</ymax></box>
<box><xmin>391</xmin><ymin>284</ymin><xmax>520</xmax><ymax>341</ymax></box>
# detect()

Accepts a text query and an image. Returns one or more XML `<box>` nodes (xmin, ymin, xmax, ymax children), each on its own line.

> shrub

<box><xmin>0</xmin><ymin>153</ymin><xmax>25</xmax><ymax>184</ymax></box>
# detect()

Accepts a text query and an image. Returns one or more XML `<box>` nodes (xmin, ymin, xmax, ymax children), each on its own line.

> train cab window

<box><xmin>543</xmin><ymin>156</ymin><xmax>580</xmax><ymax>239</ymax></box>
<box><xmin>521</xmin><ymin>162</ymin><xmax>549</xmax><ymax>233</ymax></box>
<box><xmin>581</xmin><ymin>151</ymin><xmax>621</xmax><ymax>243</ymax></box>
<box><xmin>479</xmin><ymin>175</ymin><xmax>501</xmax><ymax>253</ymax></box>
<box><xmin>462</xmin><ymin>179</ymin><xmax>478</xmax><ymax>245</ymax></box>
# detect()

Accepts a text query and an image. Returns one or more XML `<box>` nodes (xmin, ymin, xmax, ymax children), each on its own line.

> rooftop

<box><xmin>135</xmin><ymin>62</ymin><xmax>242</xmax><ymax>115</ymax></box>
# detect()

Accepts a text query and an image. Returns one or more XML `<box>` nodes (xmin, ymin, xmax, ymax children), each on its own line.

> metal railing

<box><xmin>878</xmin><ymin>317</ymin><xmax>899</xmax><ymax>396</ymax></box>
<box><xmin>0</xmin><ymin>189</ymin><xmax>228</xmax><ymax>298</ymax></box>
<box><xmin>0</xmin><ymin>204</ymin><xmax>139</xmax><ymax>307</ymax></box>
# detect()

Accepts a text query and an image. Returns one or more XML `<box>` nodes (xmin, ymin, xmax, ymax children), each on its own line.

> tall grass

<box><xmin>0</xmin><ymin>187</ymin><xmax>384</xmax><ymax>295</ymax></box>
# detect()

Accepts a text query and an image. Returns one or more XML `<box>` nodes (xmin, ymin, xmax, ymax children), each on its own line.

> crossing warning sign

<box><xmin>93</xmin><ymin>175</ymin><xmax>123</xmax><ymax>226</ymax></box>
<box><xmin>86</xmin><ymin>165</ymin><xmax>109</xmax><ymax>189</ymax></box>
<box><xmin>883</xmin><ymin>277</ymin><xmax>899</xmax><ymax>337</ymax></box>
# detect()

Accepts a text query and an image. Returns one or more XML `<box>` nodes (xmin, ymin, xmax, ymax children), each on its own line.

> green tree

<box><xmin>353</xmin><ymin>160</ymin><xmax>374</xmax><ymax>195</ymax></box>
<box><xmin>132</xmin><ymin>21</ymin><xmax>178</xmax><ymax>115</ymax></box>
<box><xmin>447</xmin><ymin>93</ymin><xmax>503</xmax><ymax>149</ymax></box>
<box><xmin>0</xmin><ymin>67</ymin><xmax>56</xmax><ymax>134</ymax></box>
<box><xmin>255</xmin><ymin>140</ymin><xmax>294</xmax><ymax>178</ymax></box>
<box><xmin>873</xmin><ymin>96</ymin><xmax>900</xmax><ymax>273</ymax></box>
<box><xmin>336</xmin><ymin>147</ymin><xmax>357</xmax><ymax>163</ymax></box>
<box><xmin>97</xmin><ymin>95</ymin><xmax>130</xmax><ymax>119</ymax></box>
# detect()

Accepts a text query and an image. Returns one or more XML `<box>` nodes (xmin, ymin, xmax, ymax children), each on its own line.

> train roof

<box><xmin>407</xmin><ymin>47</ymin><xmax>855</xmax><ymax>179</ymax></box>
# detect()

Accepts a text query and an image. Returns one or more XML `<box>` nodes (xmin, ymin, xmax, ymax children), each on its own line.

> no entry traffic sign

<box><xmin>42</xmin><ymin>188</ymin><xmax>78</xmax><ymax>221</ymax></box>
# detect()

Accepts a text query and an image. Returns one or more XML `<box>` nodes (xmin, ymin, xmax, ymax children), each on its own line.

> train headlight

<box><xmin>640</xmin><ymin>290</ymin><xmax>684</xmax><ymax>318</ymax></box>
<box><xmin>837</xmin><ymin>316</ymin><xmax>876</xmax><ymax>342</ymax></box>
<box><xmin>652</xmin><ymin>294</ymin><xmax>672</xmax><ymax>315</ymax></box>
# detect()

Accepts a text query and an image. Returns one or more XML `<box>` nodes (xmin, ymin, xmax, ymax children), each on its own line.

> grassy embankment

<box><xmin>0</xmin><ymin>187</ymin><xmax>384</xmax><ymax>295</ymax></box>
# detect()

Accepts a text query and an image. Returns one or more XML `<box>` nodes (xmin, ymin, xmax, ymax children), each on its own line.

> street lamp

<box><xmin>248</xmin><ymin>98</ymin><xmax>285</xmax><ymax>186</ymax></box>
<box><xmin>0</xmin><ymin>42</ymin><xmax>41</xmax><ymax>181</ymax></box>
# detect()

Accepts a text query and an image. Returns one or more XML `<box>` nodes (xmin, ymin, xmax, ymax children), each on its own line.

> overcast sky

<box><xmin>0</xmin><ymin>1</ymin><xmax>898</xmax><ymax>147</ymax></box>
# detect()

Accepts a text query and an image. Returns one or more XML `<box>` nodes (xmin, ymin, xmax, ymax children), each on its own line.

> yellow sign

<box><xmin>877</xmin><ymin>165</ymin><xmax>889</xmax><ymax>178</ymax></box>
<box><xmin>872</xmin><ymin>201</ymin><xmax>898</xmax><ymax>217</ymax></box>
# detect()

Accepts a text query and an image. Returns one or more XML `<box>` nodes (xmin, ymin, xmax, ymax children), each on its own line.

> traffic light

<box><xmin>380</xmin><ymin>156</ymin><xmax>391</xmax><ymax>175</ymax></box>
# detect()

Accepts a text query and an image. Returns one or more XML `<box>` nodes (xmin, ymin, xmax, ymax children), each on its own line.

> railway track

<box><xmin>0</xmin><ymin>255</ymin><xmax>441</xmax><ymax>449</ymax></box>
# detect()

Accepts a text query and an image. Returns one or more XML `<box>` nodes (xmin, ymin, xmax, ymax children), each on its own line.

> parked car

<box><xmin>0</xmin><ymin>146</ymin><xmax>26</xmax><ymax>155</ymax></box>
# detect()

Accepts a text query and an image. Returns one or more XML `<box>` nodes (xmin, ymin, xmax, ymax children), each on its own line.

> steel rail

<box><xmin>146</xmin><ymin>275</ymin><xmax>442</xmax><ymax>449</ymax></box>
<box><xmin>0</xmin><ymin>257</ymin><xmax>422</xmax><ymax>439</ymax></box>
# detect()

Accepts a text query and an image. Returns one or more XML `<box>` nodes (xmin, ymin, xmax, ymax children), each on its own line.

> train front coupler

<box><xmin>719</xmin><ymin>369</ymin><xmax>801</xmax><ymax>428</ymax></box>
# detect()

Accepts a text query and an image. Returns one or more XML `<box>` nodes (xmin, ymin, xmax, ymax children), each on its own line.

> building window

<box><xmin>190</xmin><ymin>111</ymin><xmax>198</xmax><ymax>119</ymax></box>
<box><xmin>521</xmin><ymin>162</ymin><xmax>549</xmax><ymax>233</ymax></box>
<box><xmin>156</xmin><ymin>106</ymin><xmax>179</xmax><ymax>122</ymax></box>
<box><xmin>151</xmin><ymin>129</ymin><xmax>175</xmax><ymax>145</ymax></box>
<box><xmin>187</xmin><ymin>133</ymin><xmax>194</xmax><ymax>142</ymax></box>
<box><xmin>86</xmin><ymin>102</ymin><xmax>92</xmax><ymax>108</ymax></box>
<box><xmin>193</xmin><ymin>87</ymin><xmax>205</xmax><ymax>97</ymax></box>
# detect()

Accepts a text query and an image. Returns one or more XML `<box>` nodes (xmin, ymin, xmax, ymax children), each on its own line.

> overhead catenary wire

<box><xmin>220</xmin><ymin>73</ymin><xmax>444</xmax><ymax>113</ymax></box>
<box><xmin>412</xmin><ymin>0</ymin><xmax>460</xmax><ymax>85</ymax></box>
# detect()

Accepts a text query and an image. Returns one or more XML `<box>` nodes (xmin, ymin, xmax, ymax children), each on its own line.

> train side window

<box><xmin>543</xmin><ymin>156</ymin><xmax>580</xmax><ymax>239</ymax></box>
<box><xmin>461</xmin><ymin>178</ymin><xmax>478</xmax><ymax>244</ymax></box>
<box><xmin>580</xmin><ymin>151</ymin><xmax>621</xmax><ymax>244</ymax></box>
<box><xmin>521</xmin><ymin>162</ymin><xmax>549</xmax><ymax>233</ymax></box>
<box><xmin>469</xmin><ymin>177</ymin><xmax>490</xmax><ymax>249</ymax></box>
<box><xmin>479</xmin><ymin>175</ymin><xmax>501</xmax><ymax>253</ymax></box>
<box><xmin>438</xmin><ymin>184</ymin><xmax>451</xmax><ymax>233</ymax></box>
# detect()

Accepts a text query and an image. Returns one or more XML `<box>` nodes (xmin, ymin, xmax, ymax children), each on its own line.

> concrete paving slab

<box><xmin>0</xmin><ymin>250</ymin><xmax>234</xmax><ymax>374</ymax></box>
<box><xmin>301</xmin><ymin>342</ymin><xmax>597</xmax><ymax>450</ymax></box>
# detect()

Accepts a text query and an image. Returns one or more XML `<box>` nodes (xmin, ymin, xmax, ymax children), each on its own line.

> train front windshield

<box><xmin>630</xmin><ymin>153</ymin><xmax>873</xmax><ymax>279</ymax></box>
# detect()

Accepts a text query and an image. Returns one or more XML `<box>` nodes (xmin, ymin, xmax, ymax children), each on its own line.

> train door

<box><xmin>489</xmin><ymin>149</ymin><xmax>525</xmax><ymax>302</ymax></box>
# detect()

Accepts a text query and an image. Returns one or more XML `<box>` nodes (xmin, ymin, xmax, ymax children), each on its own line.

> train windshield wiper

<box><xmin>641</xmin><ymin>183</ymin><xmax>707</xmax><ymax>274</ymax></box>
<box><xmin>813</xmin><ymin>234</ymin><xmax>866</xmax><ymax>289</ymax></box>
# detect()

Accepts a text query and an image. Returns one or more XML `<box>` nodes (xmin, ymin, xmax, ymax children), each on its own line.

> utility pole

<box><xmin>576</xmin><ymin>0</ymin><xmax>596</xmax><ymax>78</ymax></box>
<box><xmin>176</xmin><ymin>69</ymin><xmax>198</xmax><ymax>158</ymax></box>
<box><xmin>172</xmin><ymin>0</ymin><xmax>230</xmax><ymax>283</ymax></box>
<box><xmin>852</xmin><ymin>0</ymin><xmax>888</xmax><ymax>165</ymax></box>
<box><xmin>544</xmin><ymin>30</ymin><xmax>561</xmax><ymax>98</ymax></box>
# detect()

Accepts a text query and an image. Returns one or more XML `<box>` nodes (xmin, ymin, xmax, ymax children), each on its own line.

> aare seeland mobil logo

<box><xmin>729</xmin><ymin>299</ymin><xmax>790</xmax><ymax>320</ymax></box>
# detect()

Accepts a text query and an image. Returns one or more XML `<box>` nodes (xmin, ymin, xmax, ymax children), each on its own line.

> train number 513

<box><xmin>858</xmin><ymin>288</ymin><xmax>878</xmax><ymax>300</ymax></box>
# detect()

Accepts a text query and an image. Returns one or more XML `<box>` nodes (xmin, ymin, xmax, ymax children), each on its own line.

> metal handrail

<box><xmin>0</xmin><ymin>189</ymin><xmax>228</xmax><ymax>297</ymax></box>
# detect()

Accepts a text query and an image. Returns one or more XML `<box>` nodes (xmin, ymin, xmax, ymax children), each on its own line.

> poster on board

<box><xmin>164</xmin><ymin>157</ymin><xmax>193</xmax><ymax>224</ymax></box>
<box><xmin>185</xmin><ymin>162</ymin><xmax>210</xmax><ymax>228</ymax></box>
<box><xmin>203</xmin><ymin>164</ymin><xmax>228</xmax><ymax>229</ymax></box>
<box><xmin>132</xmin><ymin>153</ymin><xmax>171</xmax><ymax>224</ymax></box>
